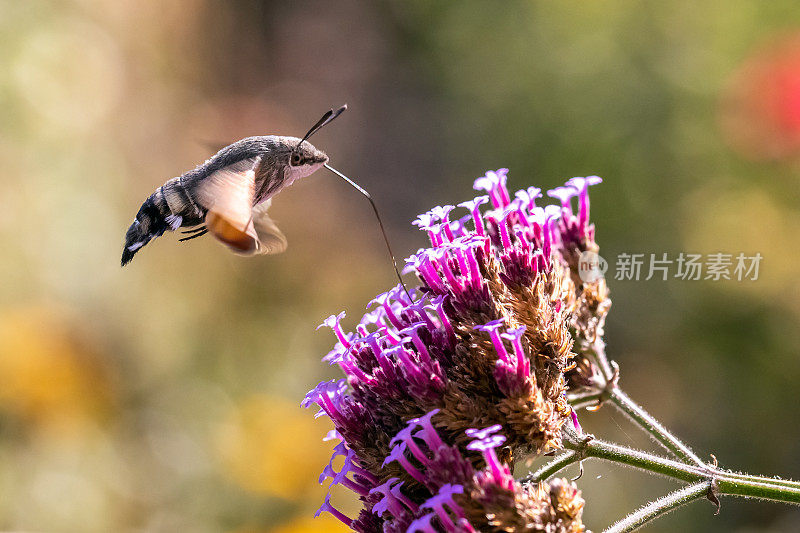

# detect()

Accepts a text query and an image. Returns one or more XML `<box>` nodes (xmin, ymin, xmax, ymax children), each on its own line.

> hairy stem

<box><xmin>561</xmin><ymin>427</ymin><xmax>800</xmax><ymax>506</ymax></box>
<box><xmin>607</xmin><ymin>387</ymin><xmax>705</xmax><ymax>467</ymax></box>
<box><xmin>576</xmin><ymin>384</ymin><xmax>800</xmax><ymax>490</ymax></box>
<box><xmin>719</xmin><ymin>471</ymin><xmax>800</xmax><ymax>490</ymax></box>
<box><xmin>572</xmin><ymin>331</ymin><xmax>705</xmax><ymax>467</ymax></box>
<box><xmin>589</xmin><ymin>337</ymin><xmax>615</xmax><ymax>384</ymax></box>
<box><xmin>562</xmin><ymin>428</ymin><xmax>706</xmax><ymax>483</ymax></box>
<box><xmin>603</xmin><ymin>482</ymin><xmax>711</xmax><ymax>533</ymax></box>
<box><xmin>716</xmin><ymin>475</ymin><xmax>800</xmax><ymax>504</ymax></box>
<box><xmin>522</xmin><ymin>450</ymin><xmax>580</xmax><ymax>483</ymax></box>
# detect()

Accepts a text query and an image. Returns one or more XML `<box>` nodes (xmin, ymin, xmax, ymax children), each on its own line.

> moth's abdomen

<box><xmin>160</xmin><ymin>176</ymin><xmax>206</xmax><ymax>225</ymax></box>
<box><xmin>121</xmin><ymin>179</ymin><xmax>201</xmax><ymax>266</ymax></box>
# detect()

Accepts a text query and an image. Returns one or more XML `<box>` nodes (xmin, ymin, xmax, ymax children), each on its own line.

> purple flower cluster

<box><xmin>304</xmin><ymin>170</ymin><xmax>603</xmax><ymax>531</ymax></box>
<box><xmin>313</xmin><ymin>409</ymin><xmax>586</xmax><ymax>532</ymax></box>
<box><xmin>548</xmin><ymin>177</ymin><xmax>601</xmax><ymax>249</ymax></box>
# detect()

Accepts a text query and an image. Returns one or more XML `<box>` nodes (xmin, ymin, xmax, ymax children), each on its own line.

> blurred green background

<box><xmin>1</xmin><ymin>1</ymin><xmax>800</xmax><ymax>531</ymax></box>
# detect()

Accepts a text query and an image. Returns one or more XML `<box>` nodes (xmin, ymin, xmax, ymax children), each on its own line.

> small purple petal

<box><xmin>547</xmin><ymin>186</ymin><xmax>578</xmax><ymax>208</ymax></box>
<box><xmin>459</xmin><ymin>195</ymin><xmax>489</xmax><ymax>236</ymax></box>
<box><xmin>474</xmin><ymin>171</ymin><xmax>507</xmax><ymax>208</ymax></box>
<box><xmin>567</xmin><ymin>175</ymin><xmax>603</xmax><ymax>191</ymax></box>
<box><xmin>466</xmin><ymin>434</ymin><xmax>506</xmax><ymax>452</ymax></box>
<box><xmin>314</xmin><ymin>493</ymin><xmax>352</xmax><ymax>526</ymax></box>
<box><xmin>382</xmin><ymin>442</ymin><xmax>425</xmax><ymax>484</ymax></box>
<box><xmin>412</xmin><ymin>212</ymin><xmax>438</xmax><ymax>231</ymax></box>
<box><xmin>566</xmin><ymin>176</ymin><xmax>602</xmax><ymax>231</ymax></box>
<box><xmin>428</xmin><ymin>205</ymin><xmax>455</xmax><ymax>222</ymax></box>
<box><xmin>465</xmin><ymin>424</ymin><xmax>503</xmax><ymax>442</ymax></box>
<box><xmin>474</xmin><ymin>320</ymin><xmax>511</xmax><ymax>363</ymax></box>
<box><xmin>400</xmin><ymin>322</ymin><xmax>432</xmax><ymax>363</ymax></box>
<box><xmin>323</xmin><ymin>429</ymin><xmax>341</xmax><ymax>442</ymax></box>
<box><xmin>500</xmin><ymin>325</ymin><xmax>529</xmax><ymax>380</ymax></box>
<box><xmin>407</xmin><ymin>513</ymin><xmax>437</xmax><ymax>533</ymax></box>
<box><xmin>317</xmin><ymin>312</ymin><xmax>352</xmax><ymax>348</ymax></box>
<box><xmin>458</xmin><ymin>195</ymin><xmax>490</xmax><ymax>213</ymax></box>
<box><xmin>389</xmin><ymin>424</ymin><xmax>430</xmax><ymax>465</ymax></box>
<box><xmin>408</xmin><ymin>409</ymin><xmax>443</xmax><ymax>450</ymax></box>
<box><xmin>370</xmin><ymin>478</ymin><xmax>406</xmax><ymax>517</ymax></box>
<box><xmin>473</xmin><ymin>319</ymin><xmax>505</xmax><ymax>333</ymax></box>
<box><xmin>390</xmin><ymin>480</ymin><xmax>419</xmax><ymax>513</ymax></box>
<box><xmin>515</xmin><ymin>187</ymin><xmax>542</xmax><ymax>210</ymax></box>
<box><xmin>419</xmin><ymin>484</ymin><xmax>466</xmax><ymax>531</ymax></box>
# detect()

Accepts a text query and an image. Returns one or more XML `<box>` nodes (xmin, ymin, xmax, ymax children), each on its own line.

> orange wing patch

<box><xmin>206</xmin><ymin>212</ymin><xmax>257</xmax><ymax>253</ymax></box>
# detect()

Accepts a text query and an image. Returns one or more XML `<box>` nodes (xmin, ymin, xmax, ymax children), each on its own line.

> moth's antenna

<box><xmin>298</xmin><ymin>105</ymin><xmax>348</xmax><ymax>150</ymax></box>
<box><xmin>324</xmin><ymin>164</ymin><xmax>412</xmax><ymax>301</ymax></box>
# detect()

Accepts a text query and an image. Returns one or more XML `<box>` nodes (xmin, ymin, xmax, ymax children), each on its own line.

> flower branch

<box><xmin>561</xmin><ymin>427</ymin><xmax>707</xmax><ymax>483</ymax></box>
<box><xmin>603</xmin><ymin>482</ymin><xmax>712</xmax><ymax>533</ymax></box>
<box><xmin>524</xmin><ymin>450</ymin><xmax>581</xmax><ymax>484</ymax></box>
<box><xmin>560</xmin><ymin>427</ymin><xmax>800</xmax><ymax>506</ymax></box>
<box><xmin>606</xmin><ymin>387</ymin><xmax>705</xmax><ymax>467</ymax></box>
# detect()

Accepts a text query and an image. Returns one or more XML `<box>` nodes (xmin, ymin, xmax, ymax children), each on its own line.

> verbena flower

<box><xmin>305</xmin><ymin>170</ymin><xmax>607</xmax><ymax>531</ymax></box>
<box><xmin>315</xmin><ymin>410</ymin><xmax>587</xmax><ymax>532</ymax></box>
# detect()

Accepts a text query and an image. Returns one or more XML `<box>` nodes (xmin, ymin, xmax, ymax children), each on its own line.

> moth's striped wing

<box><xmin>193</xmin><ymin>157</ymin><xmax>260</xmax><ymax>254</ymax></box>
<box><xmin>251</xmin><ymin>199</ymin><xmax>287</xmax><ymax>255</ymax></box>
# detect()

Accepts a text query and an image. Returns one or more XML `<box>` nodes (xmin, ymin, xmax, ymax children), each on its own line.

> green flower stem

<box><xmin>561</xmin><ymin>428</ymin><xmax>800</xmax><ymax>506</ymax></box>
<box><xmin>522</xmin><ymin>450</ymin><xmax>580</xmax><ymax>483</ymax></box>
<box><xmin>584</xmin><ymin>386</ymin><xmax>800</xmax><ymax>491</ymax></box>
<box><xmin>716</xmin><ymin>476</ymin><xmax>800</xmax><ymax>504</ymax></box>
<box><xmin>573</xmin><ymin>335</ymin><xmax>704</xmax><ymax>466</ymax></box>
<box><xmin>719</xmin><ymin>471</ymin><xmax>800</xmax><ymax>490</ymax></box>
<box><xmin>589</xmin><ymin>337</ymin><xmax>615</xmax><ymax>384</ymax></box>
<box><xmin>603</xmin><ymin>482</ymin><xmax>711</xmax><ymax>533</ymax></box>
<box><xmin>562</xmin><ymin>428</ymin><xmax>707</xmax><ymax>483</ymax></box>
<box><xmin>607</xmin><ymin>387</ymin><xmax>706</xmax><ymax>467</ymax></box>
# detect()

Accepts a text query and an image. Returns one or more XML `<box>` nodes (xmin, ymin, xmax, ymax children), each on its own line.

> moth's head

<box><xmin>284</xmin><ymin>137</ymin><xmax>328</xmax><ymax>179</ymax></box>
<box><xmin>282</xmin><ymin>105</ymin><xmax>345</xmax><ymax>179</ymax></box>
<box><xmin>289</xmin><ymin>138</ymin><xmax>328</xmax><ymax>166</ymax></box>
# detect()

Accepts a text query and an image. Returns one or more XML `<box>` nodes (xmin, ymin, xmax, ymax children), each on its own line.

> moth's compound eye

<box><xmin>291</xmin><ymin>153</ymin><xmax>302</xmax><ymax>166</ymax></box>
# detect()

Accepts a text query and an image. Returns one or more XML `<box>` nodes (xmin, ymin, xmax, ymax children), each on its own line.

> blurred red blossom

<box><xmin>721</xmin><ymin>32</ymin><xmax>800</xmax><ymax>160</ymax></box>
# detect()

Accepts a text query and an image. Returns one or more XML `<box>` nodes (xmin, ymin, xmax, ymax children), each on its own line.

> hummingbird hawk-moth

<box><xmin>121</xmin><ymin>105</ymin><xmax>409</xmax><ymax>296</ymax></box>
<box><xmin>121</xmin><ymin>105</ymin><xmax>347</xmax><ymax>266</ymax></box>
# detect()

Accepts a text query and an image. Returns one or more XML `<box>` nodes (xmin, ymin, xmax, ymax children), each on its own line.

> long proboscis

<box><xmin>324</xmin><ymin>164</ymin><xmax>412</xmax><ymax>301</ymax></box>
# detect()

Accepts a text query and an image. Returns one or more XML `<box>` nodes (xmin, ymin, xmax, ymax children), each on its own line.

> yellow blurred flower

<box><xmin>269</xmin><ymin>515</ymin><xmax>349</xmax><ymax>533</ymax></box>
<box><xmin>0</xmin><ymin>306</ymin><xmax>113</xmax><ymax>434</ymax></box>
<box><xmin>226</xmin><ymin>514</ymin><xmax>348</xmax><ymax>533</ymax></box>
<box><xmin>215</xmin><ymin>394</ymin><xmax>336</xmax><ymax>500</ymax></box>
